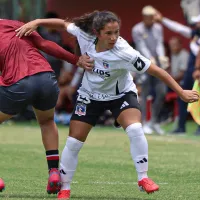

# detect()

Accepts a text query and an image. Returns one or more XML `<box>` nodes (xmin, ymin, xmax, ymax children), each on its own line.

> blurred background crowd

<box><xmin>0</xmin><ymin>0</ymin><xmax>199</xmax><ymax>135</ymax></box>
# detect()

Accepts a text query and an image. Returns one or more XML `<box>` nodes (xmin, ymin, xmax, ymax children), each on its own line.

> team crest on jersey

<box><xmin>103</xmin><ymin>60</ymin><xmax>109</xmax><ymax>69</ymax></box>
<box><xmin>75</xmin><ymin>103</ymin><xmax>86</xmax><ymax>116</ymax></box>
<box><xmin>133</xmin><ymin>57</ymin><xmax>145</xmax><ymax>71</ymax></box>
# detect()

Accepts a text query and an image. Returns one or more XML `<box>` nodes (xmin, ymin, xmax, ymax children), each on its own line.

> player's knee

<box><xmin>125</xmin><ymin>123</ymin><xmax>144</xmax><ymax>138</ymax></box>
<box><xmin>37</xmin><ymin>116</ymin><xmax>54</xmax><ymax>126</ymax></box>
<box><xmin>66</xmin><ymin>136</ymin><xmax>84</xmax><ymax>151</ymax></box>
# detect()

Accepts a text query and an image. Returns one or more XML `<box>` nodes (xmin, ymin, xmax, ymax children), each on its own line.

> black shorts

<box><xmin>71</xmin><ymin>91</ymin><xmax>141</xmax><ymax>126</ymax></box>
<box><xmin>0</xmin><ymin>72</ymin><xmax>59</xmax><ymax>115</ymax></box>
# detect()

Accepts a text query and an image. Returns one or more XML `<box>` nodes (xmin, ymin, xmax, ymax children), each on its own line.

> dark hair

<box><xmin>73</xmin><ymin>10</ymin><xmax>121</xmax><ymax>35</ymax></box>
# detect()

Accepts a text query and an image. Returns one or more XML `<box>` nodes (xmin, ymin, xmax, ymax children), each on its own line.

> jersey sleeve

<box><xmin>117</xmin><ymin>44</ymin><xmax>151</xmax><ymax>74</ymax></box>
<box><xmin>66</xmin><ymin>23</ymin><xmax>95</xmax><ymax>55</ymax></box>
<box><xmin>66</xmin><ymin>23</ymin><xmax>80</xmax><ymax>37</ymax></box>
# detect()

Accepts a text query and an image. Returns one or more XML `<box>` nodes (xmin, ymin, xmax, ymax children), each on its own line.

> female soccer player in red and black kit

<box><xmin>0</xmin><ymin>19</ymin><xmax>93</xmax><ymax>194</ymax></box>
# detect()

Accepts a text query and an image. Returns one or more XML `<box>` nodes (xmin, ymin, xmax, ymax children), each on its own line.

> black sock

<box><xmin>46</xmin><ymin>150</ymin><xmax>59</xmax><ymax>170</ymax></box>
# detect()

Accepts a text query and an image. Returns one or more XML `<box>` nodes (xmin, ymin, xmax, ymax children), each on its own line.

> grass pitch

<box><xmin>0</xmin><ymin>121</ymin><xmax>200</xmax><ymax>200</ymax></box>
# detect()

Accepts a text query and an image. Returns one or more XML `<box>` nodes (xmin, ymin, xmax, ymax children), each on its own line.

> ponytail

<box><xmin>73</xmin><ymin>10</ymin><xmax>120</xmax><ymax>35</ymax></box>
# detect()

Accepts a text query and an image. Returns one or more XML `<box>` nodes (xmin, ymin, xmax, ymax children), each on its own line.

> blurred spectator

<box><xmin>181</xmin><ymin>0</ymin><xmax>200</xmax><ymax>25</ymax></box>
<box><xmin>38</xmin><ymin>11</ymin><xmax>63</xmax><ymax>78</ymax></box>
<box><xmin>167</xmin><ymin>37</ymin><xmax>189</xmax><ymax>124</ymax></box>
<box><xmin>132</xmin><ymin>5</ymin><xmax>169</xmax><ymax>135</ymax></box>
<box><xmin>169</xmin><ymin>37</ymin><xmax>189</xmax><ymax>84</ymax></box>
<box><xmin>154</xmin><ymin>10</ymin><xmax>200</xmax><ymax>135</ymax></box>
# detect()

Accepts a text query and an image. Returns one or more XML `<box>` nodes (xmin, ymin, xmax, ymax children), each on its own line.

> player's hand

<box><xmin>76</xmin><ymin>54</ymin><xmax>94</xmax><ymax>71</ymax></box>
<box><xmin>179</xmin><ymin>90</ymin><xmax>199</xmax><ymax>103</ymax></box>
<box><xmin>15</xmin><ymin>20</ymin><xmax>38</xmax><ymax>38</ymax></box>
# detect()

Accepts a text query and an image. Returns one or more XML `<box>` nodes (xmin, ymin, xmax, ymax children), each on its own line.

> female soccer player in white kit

<box><xmin>16</xmin><ymin>11</ymin><xmax>199</xmax><ymax>199</ymax></box>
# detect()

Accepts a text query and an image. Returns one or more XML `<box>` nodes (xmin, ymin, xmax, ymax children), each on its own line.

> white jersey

<box><xmin>67</xmin><ymin>23</ymin><xmax>151</xmax><ymax>101</ymax></box>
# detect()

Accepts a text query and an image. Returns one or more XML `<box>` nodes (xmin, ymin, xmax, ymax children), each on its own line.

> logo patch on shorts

<box><xmin>75</xmin><ymin>103</ymin><xmax>87</xmax><ymax>116</ymax></box>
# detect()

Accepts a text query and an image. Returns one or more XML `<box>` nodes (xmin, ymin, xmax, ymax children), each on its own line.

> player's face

<box><xmin>97</xmin><ymin>21</ymin><xmax>120</xmax><ymax>50</ymax></box>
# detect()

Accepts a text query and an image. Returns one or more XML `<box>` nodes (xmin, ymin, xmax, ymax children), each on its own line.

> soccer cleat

<box><xmin>57</xmin><ymin>190</ymin><xmax>71</xmax><ymax>199</ymax></box>
<box><xmin>47</xmin><ymin>168</ymin><xmax>61</xmax><ymax>194</ymax></box>
<box><xmin>0</xmin><ymin>178</ymin><xmax>5</xmax><ymax>192</ymax></box>
<box><xmin>138</xmin><ymin>178</ymin><xmax>159</xmax><ymax>194</ymax></box>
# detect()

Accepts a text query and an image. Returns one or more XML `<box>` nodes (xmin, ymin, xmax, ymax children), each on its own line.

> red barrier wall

<box><xmin>47</xmin><ymin>0</ymin><xmax>190</xmax><ymax>49</ymax></box>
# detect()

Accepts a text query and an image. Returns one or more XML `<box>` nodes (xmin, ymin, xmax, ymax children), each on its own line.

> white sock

<box><xmin>59</xmin><ymin>136</ymin><xmax>84</xmax><ymax>190</ymax></box>
<box><xmin>138</xmin><ymin>172</ymin><xmax>148</xmax><ymax>181</ymax></box>
<box><xmin>125</xmin><ymin>123</ymin><xmax>148</xmax><ymax>181</ymax></box>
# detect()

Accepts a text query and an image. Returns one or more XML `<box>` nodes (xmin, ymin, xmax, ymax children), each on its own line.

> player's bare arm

<box><xmin>147</xmin><ymin>64</ymin><xmax>199</xmax><ymax>103</ymax></box>
<box><xmin>15</xmin><ymin>18</ymin><xmax>71</xmax><ymax>38</ymax></box>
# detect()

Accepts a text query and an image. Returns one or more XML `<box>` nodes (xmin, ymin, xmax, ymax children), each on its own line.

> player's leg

<box><xmin>58</xmin><ymin>120</ymin><xmax>92</xmax><ymax>199</ymax></box>
<box><xmin>31</xmin><ymin>72</ymin><xmax>60</xmax><ymax>194</ymax></box>
<box><xmin>33</xmin><ymin>108</ymin><xmax>59</xmax><ymax>162</ymax></box>
<box><xmin>112</xmin><ymin>92</ymin><xmax>159</xmax><ymax>194</ymax></box>
<box><xmin>58</xmin><ymin>96</ymin><xmax>103</xmax><ymax>199</ymax></box>
<box><xmin>33</xmin><ymin>107</ymin><xmax>60</xmax><ymax>194</ymax></box>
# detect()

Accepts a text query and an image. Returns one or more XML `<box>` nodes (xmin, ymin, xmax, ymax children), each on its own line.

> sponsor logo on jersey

<box><xmin>133</xmin><ymin>57</ymin><xmax>145</xmax><ymax>71</ymax></box>
<box><xmin>92</xmin><ymin>68</ymin><xmax>111</xmax><ymax>79</ymax></box>
<box><xmin>103</xmin><ymin>60</ymin><xmax>109</xmax><ymax>69</ymax></box>
<box><xmin>75</xmin><ymin>103</ymin><xmax>87</xmax><ymax>116</ymax></box>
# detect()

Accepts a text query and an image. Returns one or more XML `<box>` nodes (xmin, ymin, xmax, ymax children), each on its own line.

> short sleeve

<box><xmin>120</xmin><ymin>46</ymin><xmax>151</xmax><ymax>74</ymax></box>
<box><xmin>66</xmin><ymin>23</ymin><xmax>80</xmax><ymax>37</ymax></box>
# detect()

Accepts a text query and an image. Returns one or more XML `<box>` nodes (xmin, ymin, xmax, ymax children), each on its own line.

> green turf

<box><xmin>0</xmin><ymin>121</ymin><xmax>200</xmax><ymax>199</ymax></box>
